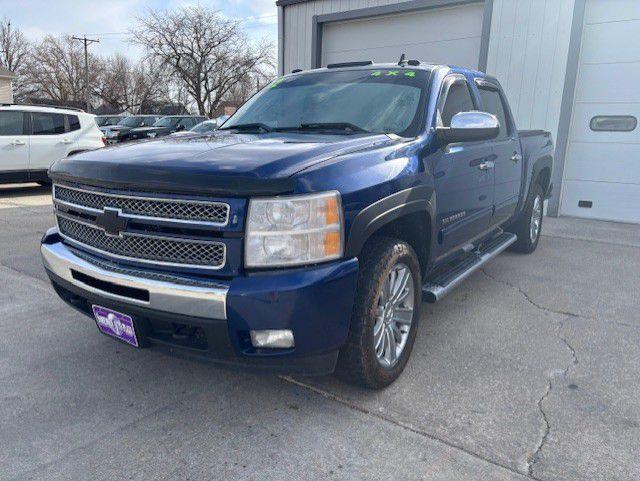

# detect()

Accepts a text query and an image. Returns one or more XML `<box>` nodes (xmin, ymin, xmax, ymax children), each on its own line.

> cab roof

<box><xmin>290</xmin><ymin>61</ymin><xmax>486</xmax><ymax>78</ymax></box>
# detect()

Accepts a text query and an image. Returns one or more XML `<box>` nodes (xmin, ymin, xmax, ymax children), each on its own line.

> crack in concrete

<box><xmin>479</xmin><ymin>268</ymin><xmax>581</xmax><ymax>478</ymax></box>
<box><xmin>527</xmin><ymin>317</ymin><xmax>580</xmax><ymax>477</ymax></box>
<box><xmin>528</xmin><ymin>379</ymin><xmax>552</xmax><ymax>476</ymax></box>
<box><xmin>479</xmin><ymin>268</ymin><xmax>580</xmax><ymax>319</ymax></box>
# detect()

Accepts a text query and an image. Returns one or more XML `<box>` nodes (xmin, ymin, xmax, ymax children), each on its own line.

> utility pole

<box><xmin>72</xmin><ymin>35</ymin><xmax>99</xmax><ymax>112</ymax></box>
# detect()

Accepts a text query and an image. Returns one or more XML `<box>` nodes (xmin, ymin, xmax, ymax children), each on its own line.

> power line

<box><xmin>71</xmin><ymin>36</ymin><xmax>99</xmax><ymax>112</ymax></box>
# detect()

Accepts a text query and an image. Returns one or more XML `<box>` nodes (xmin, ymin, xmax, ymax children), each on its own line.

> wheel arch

<box><xmin>345</xmin><ymin>186</ymin><xmax>435</xmax><ymax>277</ymax></box>
<box><xmin>530</xmin><ymin>154</ymin><xmax>553</xmax><ymax>198</ymax></box>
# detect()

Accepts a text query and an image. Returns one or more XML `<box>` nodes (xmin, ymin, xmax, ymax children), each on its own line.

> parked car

<box><xmin>41</xmin><ymin>61</ymin><xmax>553</xmax><ymax>388</ymax></box>
<box><xmin>170</xmin><ymin>116</ymin><xmax>230</xmax><ymax>137</ymax></box>
<box><xmin>127</xmin><ymin>115</ymin><xmax>208</xmax><ymax>140</ymax></box>
<box><xmin>103</xmin><ymin>115</ymin><xmax>162</xmax><ymax>144</ymax></box>
<box><xmin>95</xmin><ymin>115</ymin><xmax>126</xmax><ymax>128</ymax></box>
<box><xmin>0</xmin><ymin>104</ymin><xmax>104</xmax><ymax>185</ymax></box>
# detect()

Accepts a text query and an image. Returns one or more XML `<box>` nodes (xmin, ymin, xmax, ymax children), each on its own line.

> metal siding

<box><xmin>486</xmin><ymin>0</ymin><xmax>575</xmax><ymax>140</ymax></box>
<box><xmin>0</xmin><ymin>78</ymin><xmax>13</xmax><ymax>103</ymax></box>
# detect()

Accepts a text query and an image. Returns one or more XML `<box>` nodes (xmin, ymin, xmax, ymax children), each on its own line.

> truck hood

<box><xmin>49</xmin><ymin>131</ymin><xmax>395</xmax><ymax>196</ymax></box>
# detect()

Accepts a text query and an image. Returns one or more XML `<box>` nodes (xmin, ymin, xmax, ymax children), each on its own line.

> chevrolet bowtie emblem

<box><xmin>95</xmin><ymin>208</ymin><xmax>129</xmax><ymax>237</ymax></box>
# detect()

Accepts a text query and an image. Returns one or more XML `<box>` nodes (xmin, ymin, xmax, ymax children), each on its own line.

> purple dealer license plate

<box><xmin>92</xmin><ymin>305</ymin><xmax>139</xmax><ymax>347</ymax></box>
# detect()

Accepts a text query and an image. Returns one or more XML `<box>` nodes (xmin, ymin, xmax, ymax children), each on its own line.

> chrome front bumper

<box><xmin>41</xmin><ymin>240</ymin><xmax>228</xmax><ymax>320</ymax></box>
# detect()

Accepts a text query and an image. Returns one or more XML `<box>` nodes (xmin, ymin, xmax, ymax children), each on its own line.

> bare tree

<box><xmin>0</xmin><ymin>17</ymin><xmax>32</xmax><ymax>99</ymax></box>
<box><xmin>131</xmin><ymin>6</ymin><xmax>272</xmax><ymax>117</ymax></box>
<box><xmin>24</xmin><ymin>35</ymin><xmax>101</xmax><ymax>105</ymax></box>
<box><xmin>95</xmin><ymin>54</ymin><xmax>170</xmax><ymax>113</ymax></box>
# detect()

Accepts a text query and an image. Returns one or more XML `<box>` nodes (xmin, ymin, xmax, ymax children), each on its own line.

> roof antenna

<box><xmin>398</xmin><ymin>53</ymin><xmax>406</xmax><ymax>66</ymax></box>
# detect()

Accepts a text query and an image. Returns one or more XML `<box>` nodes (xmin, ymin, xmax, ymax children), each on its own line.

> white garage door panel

<box><xmin>581</xmin><ymin>20</ymin><xmax>640</xmax><ymax>64</ymax></box>
<box><xmin>324</xmin><ymin>37</ymin><xmax>481</xmax><ymax>70</ymax></box>
<box><xmin>561</xmin><ymin>181</ymin><xmax>640</xmax><ymax>224</ymax></box>
<box><xmin>564</xmin><ymin>143</ymin><xmax>640</xmax><ymax>184</ymax></box>
<box><xmin>560</xmin><ymin>0</ymin><xmax>640</xmax><ymax>223</ymax></box>
<box><xmin>322</xmin><ymin>3</ymin><xmax>483</xmax><ymax>68</ymax></box>
<box><xmin>569</xmin><ymin>103</ymin><xmax>640</xmax><ymax>144</ymax></box>
<box><xmin>575</xmin><ymin>63</ymin><xmax>640</xmax><ymax>103</ymax></box>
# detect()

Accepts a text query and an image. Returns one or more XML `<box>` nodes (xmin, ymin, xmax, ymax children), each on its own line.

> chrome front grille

<box><xmin>52</xmin><ymin>183</ymin><xmax>228</xmax><ymax>269</ymax></box>
<box><xmin>56</xmin><ymin>216</ymin><xmax>225</xmax><ymax>268</ymax></box>
<box><xmin>54</xmin><ymin>184</ymin><xmax>229</xmax><ymax>225</ymax></box>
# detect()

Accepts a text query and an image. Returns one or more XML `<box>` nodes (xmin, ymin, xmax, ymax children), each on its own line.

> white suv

<box><xmin>0</xmin><ymin>104</ymin><xmax>105</xmax><ymax>185</ymax></box>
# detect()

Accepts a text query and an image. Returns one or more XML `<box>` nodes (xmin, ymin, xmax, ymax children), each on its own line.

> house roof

<box><xmin>0</xmin><ymin>66</ymin><xmax>16</xmax><ymax>78</ymax></box>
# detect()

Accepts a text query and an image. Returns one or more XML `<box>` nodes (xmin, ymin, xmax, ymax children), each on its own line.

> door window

<box><xmin>0</xmin><ymin>111</ymin><xmax>26</xmax><ymax>135</ymax></box>
<box><xmin>478</xmin><ymin>87</ymin><xmax>510</xmax><ymax>140</ymax></box>
<box><xmin>32</xmin><ymin>112</ymin><xmax>66</xmax><ymax>135</ymax></box>
<box><xmin>590</xmin><ymin>115</ymin><xmax>637</xmax><ymax>132</ymax></box>
<box><xmin>177</xmin><ymin>118</ymin><xmax>192</xmax><ymax>129</ymax></box>
<box><xmin>66</xmin><ymin>115</ymin><xmax>81</xmax><ymax>132</ymax></box>
<box><xmin>439</xmin><ymin>79</ymin><xmax>475</xmax><ymax>127</ymax></box>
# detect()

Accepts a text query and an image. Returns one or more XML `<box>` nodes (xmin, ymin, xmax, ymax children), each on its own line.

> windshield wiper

<box><xmin>220</xmin><ymin>122</ymin><xmax>273</xmax><ymax>133</ymax></box>
<box><xmin>275</xmin><ymin>122</ymin><xmax>370</xmax><ymax>134</ymax></box>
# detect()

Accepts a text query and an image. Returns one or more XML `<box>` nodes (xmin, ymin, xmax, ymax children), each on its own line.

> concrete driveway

<box><xmin>1</xmin><ymin>183</ymin><xmax>638</xmax><ymax>481</ymax></box>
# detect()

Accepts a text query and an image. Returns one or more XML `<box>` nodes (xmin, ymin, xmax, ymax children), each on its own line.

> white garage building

<box><xmin>276</xmin><ymin>0</ymin><xmax>640</xmax><ymax>224</ymax></box>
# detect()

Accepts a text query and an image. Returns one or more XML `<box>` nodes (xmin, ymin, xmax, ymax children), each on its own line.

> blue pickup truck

<box><xmin>41</xmin><ymin>61</ymin><xmax>553</xmax><ymax>388</ymax></box>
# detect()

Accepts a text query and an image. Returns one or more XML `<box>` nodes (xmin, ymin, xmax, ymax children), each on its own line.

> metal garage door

<box><xmin>560</xmin><ymin>1</ymin><xmax>640</xmax><ymax>223</ymax></box>
<box><xmin>321</xmin><ymin>3</ymin><xmax>484</xmax><ymax>69</ymax></box>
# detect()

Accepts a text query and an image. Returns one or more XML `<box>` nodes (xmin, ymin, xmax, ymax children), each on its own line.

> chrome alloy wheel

<box><xmin>373</xmin><ymin>262</ymin><xmax>415</xmax><ymax>368</ymax></box>
<box><xmin>530</xmin><ymin>195</ymin><xmax>543</xmax><ymax>243</ymax></box>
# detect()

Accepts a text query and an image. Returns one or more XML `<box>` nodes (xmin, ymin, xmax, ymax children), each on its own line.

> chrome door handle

<box><xmin>61</xmin><ymin>138</ymin><xmax>73</xmax><ymax>144</ymax></box>
<box><xmin>478</xmin><ymin>160</ymin><xmax>494</xmax><ymax>170</ymax></box>
<box><xmin>511</xmin><ymin>153</ymin><xmax>522</xmax><ymax>163</ymax></box>
<box><xmin>10</xmin><ymin>139</ymin><xmax>26</xmax><ymax>146</ymax></box>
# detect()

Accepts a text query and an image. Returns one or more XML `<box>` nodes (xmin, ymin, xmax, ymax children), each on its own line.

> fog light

<box><xmin>250</xmin><ymin>329</ymin><xmax>294</xmax><ymax>349</ymax></box>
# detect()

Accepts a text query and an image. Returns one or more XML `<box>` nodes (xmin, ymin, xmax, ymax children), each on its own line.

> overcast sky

<box><xmin>2</xmin><ymin>0</ymin><xmax>278</xmax><ymax>59</ymax></box>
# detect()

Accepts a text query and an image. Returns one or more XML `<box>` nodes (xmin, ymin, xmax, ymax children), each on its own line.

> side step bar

<box><xmin>422</xmin><ymin>232</ymin><xmax>517</xmax><ymax>303</ymax></box>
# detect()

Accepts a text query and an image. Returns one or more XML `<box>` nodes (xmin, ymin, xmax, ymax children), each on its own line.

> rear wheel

<box><xmin>336</xmin><ymin>237</ymin><xmax>422</xmax><ymax>389</ymax></box>
<box><xmin>508</xmin><ymin>183</ymin><xmax>544</xmax><ymax>253</ymax></box>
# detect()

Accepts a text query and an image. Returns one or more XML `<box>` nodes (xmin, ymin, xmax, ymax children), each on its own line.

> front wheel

<box><xmin>336</xmin><ymin>237</ymin><xmax>422</xmax><ymax>389</ymax></box>
<box><xmin>508</xmin><ymin>183</ymin><xmax>544</xmax><ymax>253</ymax></box>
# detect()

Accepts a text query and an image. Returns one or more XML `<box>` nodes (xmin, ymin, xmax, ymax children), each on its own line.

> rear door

<box><xmin>475</xmin><ymin>80</ymin><xmax>522</xmax><ymax>225</ymax></box>
<box><xmin>432</xmin><ymin>75</ymin><xmax>495</xmax><ymax>259</ymax></box>
<box><xmin>28</xmin><ymin>111</ymin><xmax>72</xmax><ymax>171</ymax></box>
<box><xmin>0</xmin><ymin>110</ymin><xmax>29</xmax><ymax>173</ymax></box>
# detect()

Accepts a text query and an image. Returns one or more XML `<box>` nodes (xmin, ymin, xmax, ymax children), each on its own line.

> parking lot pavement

<box><xmin>1</xmin><ymin>184</ymin><xmax>638</xmax><ymax>481</ymax></box>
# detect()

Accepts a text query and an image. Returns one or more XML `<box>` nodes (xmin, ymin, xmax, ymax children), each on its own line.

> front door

<box><xmin>476</xmin><ymin>81</ymin><xmax>522</xmax><ymax>225</ymax></box>
<box><xmin>432</xmin><ymin>75</ymin><xmax>494</xmax><ymax>260</ymax></box>
<box><xmin>0</xmin><ymin>110</ymin><xmax>29</xmax><ymax>173</ymax></box>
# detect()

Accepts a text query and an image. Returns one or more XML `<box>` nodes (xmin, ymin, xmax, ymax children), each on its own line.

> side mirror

<box><xmin>436</xmin><ymin>111</ymin><xmax>499</xmax><ymax>144</ymax></box>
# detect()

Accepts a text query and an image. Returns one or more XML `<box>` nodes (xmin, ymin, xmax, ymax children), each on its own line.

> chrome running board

<box><xmin>422</xmin><ymin>232</ymin><xmax>517</xmax><ymax>303</ymax></box>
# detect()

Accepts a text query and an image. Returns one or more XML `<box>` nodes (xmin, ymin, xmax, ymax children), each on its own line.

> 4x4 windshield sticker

<box><xmin>270</xmin><ymin>77</ymin><xmax>286</xmax><ymax>89</ymax></box>
<box><xmin>371</xmin><ymin>70</ymin><xmax>417</xmax><ymax>78</ymax></box>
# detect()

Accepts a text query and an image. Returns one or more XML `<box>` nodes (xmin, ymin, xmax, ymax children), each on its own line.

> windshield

<box><xmin>191</xmin><ymin>121</ymin><xmax>216</xmax><ymax>133</ymax></box>
<box><xmin>154</xmin><ymin>117</ymin><xmax>179</xmax><ymax>128</ymax></box>
<box><xmin>223</xmin><ymin>68</ymin><xmax>429</xmax><ymax>136</ymax></box>
<box><xmin>118</xmin><ymin>117</ymin><xmax>144</xmax><ymax>127</ymax></box>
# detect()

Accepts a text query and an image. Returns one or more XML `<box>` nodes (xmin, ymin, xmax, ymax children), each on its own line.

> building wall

<box><xmin>485</xmin><ymin>0</ymin><xmax>576</xmax><ymax>141</ymax></box>
<box><xmin>0</xmin><ymin>77</ymin><xmax>13</xmax><ymax>103</ymax></box>
<box><xmin>279</xmin><ymin>0</ymin><xmax>577</xmax><ymax>142</ymax></box>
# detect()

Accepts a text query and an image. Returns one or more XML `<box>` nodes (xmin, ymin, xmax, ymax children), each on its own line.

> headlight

<box><xmin>245</xmin><ymin>191</ymin><xmax>343</xmax><ymax>268</ymax></box>
<box><xmin>107</xmin><ymin>131</ymin><xmax>118</xmax><ymax>138</ymax></box>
